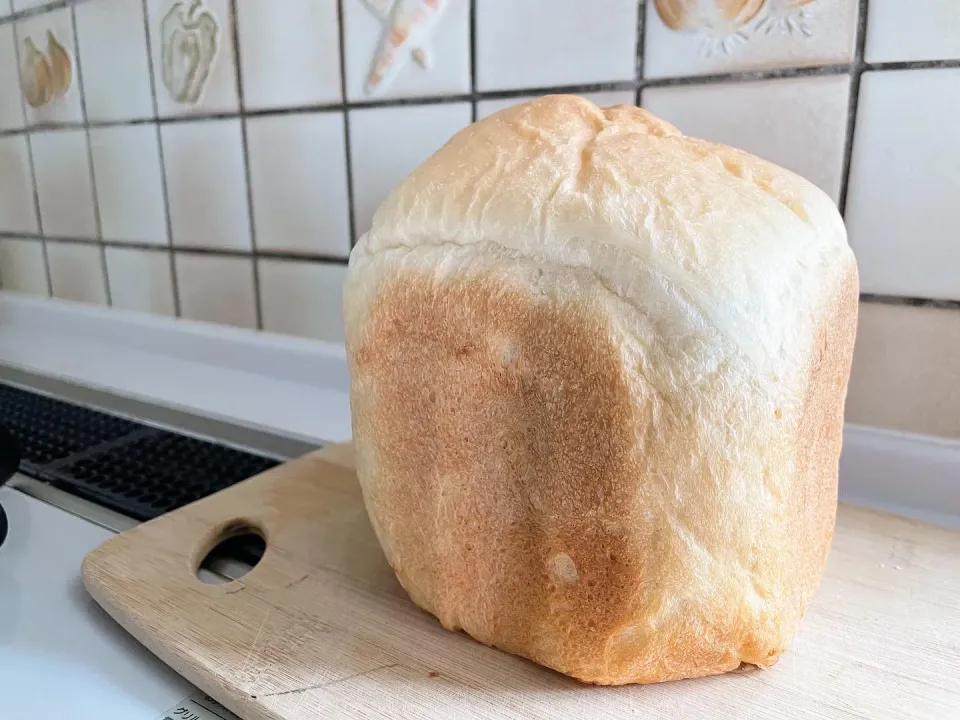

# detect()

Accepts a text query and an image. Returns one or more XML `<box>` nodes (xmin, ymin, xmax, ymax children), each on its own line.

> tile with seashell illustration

<box><xmin>15</xmin><ymin>7</ymin><xmax>83</xmax><ymax>124</ymax></box>
<box><xmin>644</xmin><ymin>0</ymin><xmax>859</xmax><ymax>79</ymax></box>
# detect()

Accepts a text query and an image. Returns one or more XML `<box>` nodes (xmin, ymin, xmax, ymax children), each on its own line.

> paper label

<box><xmin>157</xmin><ymin>692</ymin><xmax>241</xmax><ymax>720</ymax></box>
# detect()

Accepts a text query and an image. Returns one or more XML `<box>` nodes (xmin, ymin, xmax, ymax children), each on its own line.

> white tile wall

<box><xmin>476</xmin><ymin>90</ymin><xmax>636</xmax><ymax>120</ymax></box>
<box><xmin>259</xmin><ymin>259</ymin><xmax>346</xmax><ymax>342</ymax></box>
<box><xmin>847</xmin><ymin>302</ymin><xmax>960</xmax><ymax>439</ymax></box>
<box><xmin>246</xmin><ymin>112</ymin><xmax>351</xmax><ymax>256</ymax></box>
<box><xmin>46</xmin><ymin>241</ymin><xmax>107</xmax><ymax>305</ymax></box>
<box><xmin>866</xmin><ymin>0</ymin><xmax>960</xmax><ymax>63</ymax></box>
<box><xmin>0</xmin><ymin>134</ymin><xmax>38</xmax><ymax>233</ymax></box>
<box><xmin>12</xmin><ymin>0</ymin><xmax>48</xmax><ymax>10</ymax></box>
<box><xmin>644</xmin><ymin>0</ymin><xmax>859</xmax><ymax>79</ymax></box>
<box><xmin>0</xmin><ymin>238</ymin><xmax>47</xmax><ymax>295</ymax></box>
<box><xmin>16</xmin><ymin>7</ymin><xmax>84</xmax><ymax>125</ymax></box>
<box><xmin>0</xmin><ymin>24</ymin><xmax>25</xmax><ymax>131</ymax></box>
<box><xmin>236</xmin><ymin>0</ymin><xmax>342</xmax><ymax>110</ymax></box>
<box><xmin>74</xmin><ymin>0</ymin><xmax>154</xmax><ymax>122</ymax></box>
<box><xmin>89</xmin><ymin>125</ymin><xmax>168</xmax><ymax>245</ymax></box>
<box><xmin>0</xmin><ymin>0</ymin><xmax>958</xmax><ymax>442</ymax></box>
<box><xmin>342</xmin><ymin>0</ymin><xmax>470</xmax><ymax>101</ymax></box>
<box><xmin>349</xmin><ymin>102</ymin><xmax>472</xmax><ymax>236</ymax></box>
<box><xmin>846</xmin><ymin>69</ymin><xmax>960</xmax><ymax>301</ymax></box>
<box><xmin>643</xmin><ymin>74</ymin><xmax>850</xmax><ymax>202</ymax></box>
<box><xmin>105</xmin><ymin>246</ymin><xmax>176</xmax><ymax>316</ymax></box>
<box><xmin>476</xmin><ymin>0</ymin><xmax>639</xmax><ymax>91</ymax></box>
<box><xmin>175</xmin><ymin>252</ymin><xmax>257</xmax><ymax>329</ymax></box>
<box><xmin>30</xmin><ymin>128</ymin><xmax>98</xmax><ymax>238</ymax></box>
<box><xmin>160</xmin><ymin>118</ymin><xmax>251</xmax><ymax>250</ymax></box>
<box><xmin>146</xmin><ymin>0</ymin><xmax>239</xmax><ymax>117</ymax></box>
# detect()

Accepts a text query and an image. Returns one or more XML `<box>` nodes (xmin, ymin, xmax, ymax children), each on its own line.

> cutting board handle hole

<box><xmin>196</xmin><ymin>521</ymin><xmax>266</xmax><ymax>585</ymax></box>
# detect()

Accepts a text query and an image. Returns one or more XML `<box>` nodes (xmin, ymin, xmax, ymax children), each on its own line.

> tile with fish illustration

<box><xmin>146</xmin><ymin>0</ymin><xmax>239</xmax><ymax>116</ymax></box>
<box><xmin>342</xmin><ymin>0</ymin><xmax>470</xmax><ymax>102</ymax></box>
<box><xmin>643</xmin><ymin>0</ymin><xmax>858</xmax><ymax>79</ymax></box>
<box><xmin>15</xmin><ymin>7</ymin><xmax>83</xmax><ymax>125</ymax></box>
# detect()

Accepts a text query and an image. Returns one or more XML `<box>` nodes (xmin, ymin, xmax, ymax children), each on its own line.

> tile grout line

<box><xmin>468</xmin><ymin>0</ymin><xmax>478</xmax><ymax>122</ymax></box>
<box><xmin>70</xmin><ymin>2</ymin><xmax>110</xmax><ymax>306</ymax></box>
<box><xmin>228</xmin><ymin>0</ymin><xmax>263</xmax><ymax>331</ymax></box>
<box><xmin>0</xmin><ymin>231</ymin><xmax>351</xmax><ymax>264</ymax></box>
<box><xmin>336</xmin><ymin>0</ymin><xmax>358</xmax><ymax>249</ymax></box>
<box><xmin>9</xmin><ymin>227</ymin><xmax>959</xmax><ymax>307</ymax></box>
<box><xmin>859</xmin><ymin>294</ymin><xmax>960</xmax><ymax>311</ymax></box>
<box><xmin>634</xmin><ymin>0</ymin><xmax>645</xmax><ymax>106</ymax></box>
<box><xmin>9</xmin><ymin>18</ymin><xmax>52</xmax><ymax>297</ymax></box>
<box><xmin>139</xmin><ymin>0</ymin><xmax>180</xmax><ymax>317</ymax></box>
<box><xmin>0</xmin><ymin>58</ymin><xmax>957</xmax><ymax>144</ymax></box>
<box><xmin>0</xmin><ymin>0</ymin><xmax>70</xmax><ymax>27</ymax></box>
<box><xmin>837</xmin><ymin>0</ymin><xmax>870</xmax><ymax>217</ymax></box>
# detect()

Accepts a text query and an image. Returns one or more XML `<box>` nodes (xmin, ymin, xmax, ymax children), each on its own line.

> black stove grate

<box><xmin>0</xmin><ymin>382</ymin><xmax>281</xmax><ymax>521</ymax></box>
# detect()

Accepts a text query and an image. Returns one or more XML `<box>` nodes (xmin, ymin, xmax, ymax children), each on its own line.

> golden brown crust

<box><xmin>344</xmin><ymin>95</ymin><xmax>859</xmax><ymax>685</ymax></box>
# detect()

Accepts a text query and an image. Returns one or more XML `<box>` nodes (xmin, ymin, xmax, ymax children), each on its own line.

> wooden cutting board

<box><xmin>82</xmin><ymin>444</ymin><xmax>960</xmax><ymax>720</ymax></box>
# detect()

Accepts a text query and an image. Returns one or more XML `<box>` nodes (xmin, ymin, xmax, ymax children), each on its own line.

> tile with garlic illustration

<box><xmin>15</xmin><ymin>7</ymin><xmax>83</xmax><ymax>125</ymax></box>
<box><xmin>644</xmin><ymin>0</ymin><xmax>859</xmax><ymax>79</ymax></box>
<box><xmin>146</xmin><ymin>0</ymin><xmax>239</xmax><ymax>116</ymax></box>
<box><xmin>343</xmin><ymin>0</ymin><xmax>470</xmax><ymax>102</ymax></box>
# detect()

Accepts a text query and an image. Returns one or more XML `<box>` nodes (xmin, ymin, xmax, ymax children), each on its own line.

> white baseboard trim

<box><xmin>0</xmin><ymin>294</ymin><xmax>957</xmax><ymax>527</ymax></box>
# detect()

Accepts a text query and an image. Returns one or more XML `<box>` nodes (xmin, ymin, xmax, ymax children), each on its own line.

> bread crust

<box><xmin>344</xmin><ymin>95</ymin><xmax>858</xmax><ymax>684</ymax></box>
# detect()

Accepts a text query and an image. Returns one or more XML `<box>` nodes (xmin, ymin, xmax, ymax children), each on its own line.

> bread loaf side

<box><xmin>343</xmin><ymin>95</ymin><xmax>858</xmax><ymax>685</ymax></box>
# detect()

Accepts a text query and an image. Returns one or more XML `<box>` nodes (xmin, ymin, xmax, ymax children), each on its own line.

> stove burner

<box><xmin>0</xmin><ymin>425</ymin><xmax>22</xmax><ymax>548</ymax></box>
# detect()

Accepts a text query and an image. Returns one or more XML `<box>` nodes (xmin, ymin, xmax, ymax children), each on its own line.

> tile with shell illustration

<box><xmin>643</xmin><ymin>0</ymin><xmax>859</xmax><ymax>79</ymax></box>
<box><xmin>342</xmin><ymin>0</ymin><xmax>471</xmax><ymax>102</ymax></box>
<box><xmin>15</xmin><ymin>7</ymin><xmax>83</xmax><ymax>125</ymax></box>
<box><xmin>146</xmin><ymin>0</ymin><xmax>239</xmax><ymax>116</ymax></box>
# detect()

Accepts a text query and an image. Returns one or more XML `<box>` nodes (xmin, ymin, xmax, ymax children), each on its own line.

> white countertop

<box><xmin>0</xmin><ymin>486</ymin><xmax>196</xmax><ymax>718</ymax></box>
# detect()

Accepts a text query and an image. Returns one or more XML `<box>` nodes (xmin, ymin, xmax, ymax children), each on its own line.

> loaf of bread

<box><xmin>343</xmin><ymin>95</ymin><xmax>858</xmax><ymax>685</ymax></box>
